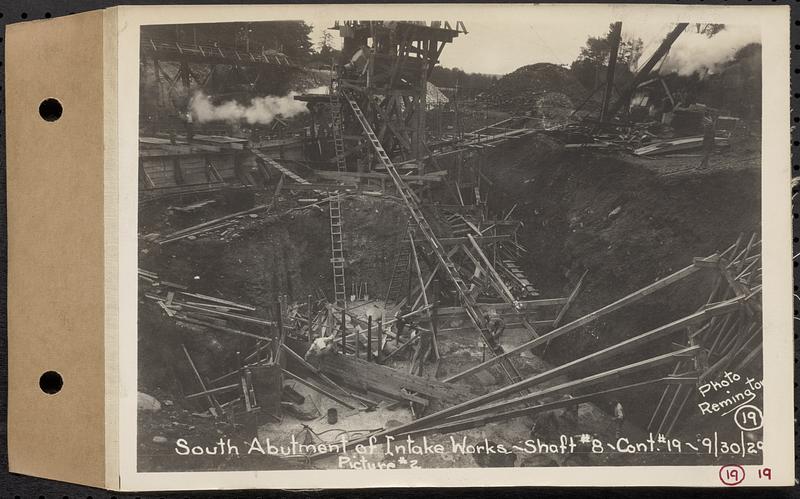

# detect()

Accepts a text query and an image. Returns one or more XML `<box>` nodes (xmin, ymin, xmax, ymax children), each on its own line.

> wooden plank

<box><xmin>438</xmin><ymin>321</ymin><xmax>553</xmax><ymax>334</ymax></box>
<box><xmin>467</xmin><ymin>234</ymin><xmax>516</xmax><ymax>304</ymax></box>
<box><xmin>251</xmin><ymin>149</ymin><xmax>310</xmax><ymax>184</ymax></box>
<box><xmin>466</xmin><ymin>234</ymin><xmax>540</xmax><ymax>338</ymax></box>
<box><xmin>178</xmin><ymin>292</ymin><xmax>256</xmax><ymax>311</ymax></box>
<box><xmin>314</xmin><ymin>347</ymin><xmax>697</xmax><ymax>459</ymax></box>
<box><xmin>404</xmin><ymin>345</ymin><xmax>701</xmax><ymax>437</ymax></box>
<box><xmin>158</xmin><ymin>203</ymin><xmax>272</xmax><ymax>244</ymax></box>
<box><xmin>282</xmin><ymin>182</ymin><xmax>359</xmax><ymax>191</ymax></box>
<box><xmin>182</xmin><ymin>344</ymin><xmax>223</xmax><ymax>417</ymax></box>
<box><xmin>400</xmin><ymin>378</ymin><xmax>680</xmax><ymax>437</ymax></box>
<box><xmin>278</xmin><ymin>344</ymin><xmax>360</xmax><ymax>410</ymax></box>
<box><xmin>318</xmin><ymin>353</ymin><xmax>471</xmax><ymax>404</ymax></box>
<box><xmin>380</xmin><ymin>334</ymin><xmax>419</xmax><ymax>362</ymax></box>
<box><xmin>281</xmin><ymin>369</ymin><xmax>356</xmax><ymax>409</ymax></box>
<box><xmin>317</xmin><ymin>170</ymin><xmax>447</xmax><ymax>182</ymax></box>
<box><xmin>437</xmin><ymin>298</ymin><xmax>567</xmax><ymax>316</ymax></box>
<box><xmin>185</xmin><ymin>383</ymin><xmax>241</xmax><ymax>400</ymax></box>
<box><xmin>445</xmin><ymin>262</ymin><xmax>702</xmax><ymax>382</ymax></box>
<box><xmin>408</xmin><ymin>234</ymin><xmax>511</xmax><ymax>246</ymax></box>
<box><xmin>552</xmin><ymin>269</ymin><xmax>589</xmax><ymax>328</ymax></box>
<box><xmin>177</xmin><ymin>315</ymin><xmax>273</xmax><ymax>342</ymax></box>
<box><xmin>177</xmin><ymin>302</ymin><xmax>274</xmax><ymax>326</ymax></box>
<box><xmin>430</xmin><ymin>298</ymin><xmax>739</xmax><ymax>429</ymax></box>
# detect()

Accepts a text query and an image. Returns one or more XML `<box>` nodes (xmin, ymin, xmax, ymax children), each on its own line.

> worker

<box><xmin>485</xmin><ymin>312</ymin><xmax>505</xmax><ymax>345</ymax></box>
<box><xmin>410</xmin><ymin>327</ymin><xmax>433</xmax><ymax>376</ymax></box>
<box><xmin>394</xmin><ymin>304</ymin><xmax>410</xmax><ymax>340</ymax></box>
<box><xmin>699</xmin><ymin>109</ymin><xmax>716</xmax><ymax>169</ymax></box>
<box><xmin>304</xmin><ymin>335</ymin><xmax>335</xmax><ymax>363</ymax></box>
<box><xmin>613</xmin><ymin>400</ymin><xmax>625</xmax><ymax>438</ymax></box>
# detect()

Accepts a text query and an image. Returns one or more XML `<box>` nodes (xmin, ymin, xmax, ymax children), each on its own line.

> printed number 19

<box><xmin>738</xmin><ymin>411</ymin><xmax>758</xmax><ymax>427</ymax></box>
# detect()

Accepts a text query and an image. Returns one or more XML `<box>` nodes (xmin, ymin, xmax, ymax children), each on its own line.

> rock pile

<box><xmin>480</xmin><ymin>63</ymin><xmax>588</xmax><ymax>112</ymax></box>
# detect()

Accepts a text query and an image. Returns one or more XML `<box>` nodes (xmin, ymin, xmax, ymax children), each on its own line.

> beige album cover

<box><xmin>107</xmin><ymin>3</ymin><xmax>792</xmax><ymax>489</ymax></box>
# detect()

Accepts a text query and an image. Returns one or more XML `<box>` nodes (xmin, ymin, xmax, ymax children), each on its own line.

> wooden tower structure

<box><xmin>332</xmin><ymin>21</ymin><xmax>466</xmax><ymax>174</ymax></box>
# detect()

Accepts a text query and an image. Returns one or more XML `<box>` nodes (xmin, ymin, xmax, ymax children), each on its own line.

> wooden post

<box><xmin>377</xmin><ymin>318</ymin><xmax>383</xmax><ymax>363</ymax></box>
<box><xmin>431</xmin><ymin>294</ymin><xmax>440</xmax><ymax>360</ymax></box>
<box><xmin>326</xmin><ymin>305</ymin><xmax>334</xmax><ymax>337</ymax></box>
<box><xmin>341</xmin><ymin>308</ymin><xmax>346</xmax><ymax>354</ymax></box>
<box><xmin>354</xmin><ymin>323</ymin><xmax>360</xmax><ymax>359</ymax></box>
<box><xmin>367</xmin><ymin>315</ymin><xmax>373</xmax><ymax>362</ymax></box>
<box><xmin>406</xmin><ymin>245</ymin><xmax>413</xmax><ymax>304</ymax></box>
<box><xmin>241</xmin><ymin>359</ymin><xmax>252</xmax><ymax>412</ymax></box>
<box><xmin>307</xmin><ymin>294</ymin><xmax>313</xmax><ymax>342</ymax></box>
<box><xmin>274</xmin><ymin>300</ymin><xmax>284</xmax><ymax>364</ymax></box>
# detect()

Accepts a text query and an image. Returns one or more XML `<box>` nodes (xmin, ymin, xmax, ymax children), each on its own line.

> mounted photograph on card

<box><xmin>5</xmin><ymin>3</ymin><xmax>792</xmax><ymax>491</ymax></box>
<box><xmin>133</xmin><ymin>8</ymin><xmax>777</xmax><ymax>477</ymax></box>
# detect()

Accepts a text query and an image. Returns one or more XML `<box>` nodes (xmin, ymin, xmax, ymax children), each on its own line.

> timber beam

<box><xmin>443</xmin><ymin>262</ymin><xmax>705</xmax><ymax>381</ymax></box>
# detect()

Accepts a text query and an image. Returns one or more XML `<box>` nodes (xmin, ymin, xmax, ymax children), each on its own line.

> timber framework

<box><xmin>137</xmin><ymin>19</ymin><xmax>764</xmax><ymax>466</ymax></box>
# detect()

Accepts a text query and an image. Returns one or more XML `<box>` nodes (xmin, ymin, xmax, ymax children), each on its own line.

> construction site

<box><xmin>136</xmin><ymin>20</ymin><xmax>763</xmax><ymax>471</ymax></box>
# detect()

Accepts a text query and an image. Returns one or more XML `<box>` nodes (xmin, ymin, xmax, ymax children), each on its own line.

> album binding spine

<box><xmin>7</xmin><ymin>8</ymin><xmax>118</xmax><ymax>489</ymax></box>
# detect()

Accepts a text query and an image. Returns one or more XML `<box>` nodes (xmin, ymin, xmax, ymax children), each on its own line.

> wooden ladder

<box><xmin>342</xmin><ymin>90</ymin><xmax>523</xmax><ymax>384</ymax></box>
<box><xmin>250</xmin><ymin>149</ymin><xmax>310</xmax><ymax>185</ymax></box>
<box><xmin>329</xmin><ymin>90</ymin><xmax>348</xmax><ymax>173</ymax></box>
<box><xmin>329</xmin><ymin>195</ymin><xmax>347</xmax><ymax>305</ymax></box>
<box><xmin>384</xmin><ymin>221</ymin><xmax>413</xmax><ymax>304</ymax></box>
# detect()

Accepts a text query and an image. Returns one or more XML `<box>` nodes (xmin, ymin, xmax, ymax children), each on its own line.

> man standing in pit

<box><xmin>485</xmin><ymin>311</ymin><xmax>506</xmax><ymax>348</ymax></box>
<box><xmin>699</xmin><ymin>109</ymin><xmax>717</xmax><ymax>169</ymax></box>
<box><xmin>394</xmin><ymin>303</ymin><xmax>411</xmax><ymax>341</ymax></box>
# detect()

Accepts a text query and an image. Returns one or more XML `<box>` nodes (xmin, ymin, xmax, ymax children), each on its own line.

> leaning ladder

<box><xmin>341</xmin><ymin>90</ymin><xmax>523</xmax><ymax>384</ymax></box>
<box><xmin>328</xmin><ymin>85</ymin><xmax>348</xmax><ymax>305</ymax></box>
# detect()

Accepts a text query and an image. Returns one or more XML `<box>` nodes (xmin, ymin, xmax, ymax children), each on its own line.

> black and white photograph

<box><xmin>135</xmin><ymin>14</ymin><xmax>768</xmax><ymax>474</ymax></box>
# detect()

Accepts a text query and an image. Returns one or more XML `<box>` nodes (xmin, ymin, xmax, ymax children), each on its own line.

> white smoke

<box><xmin>307</xmin><ymin>85</ymin><xmax>330</xmax><ymax>95</ymax></box>
<box><xmin>190</xmin><ymin>85</ymin><xmax>329</xmax><ymax>125</ymax></box>
<box><xmin>658</xmin><ymin>25</ymin><xmax>760</xmax><ymax>77</ymax></box>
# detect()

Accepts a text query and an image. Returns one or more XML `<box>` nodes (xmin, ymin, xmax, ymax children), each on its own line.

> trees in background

<box><xmin>428</xmin><ymin>67</ymin><xmax>498</xmax><ymax>97</ymax></box>
<box><xmin>570</xmin><ymin>23</ymin><xmax>643</xmax><ymax>92</ymax></box>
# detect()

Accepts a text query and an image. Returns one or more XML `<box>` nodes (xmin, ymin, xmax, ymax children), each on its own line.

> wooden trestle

<box><xmin>341</xmin><ymin>89</ymin><xmax>525</xmax><ymax>384</ymax></box>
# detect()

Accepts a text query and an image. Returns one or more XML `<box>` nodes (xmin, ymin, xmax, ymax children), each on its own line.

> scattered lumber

<box><xmin>156</xmin><ymin>203</ymin><xmax>273</xmax><ymax>244</ymax></box>
<box><xmin>444</xmin><ymin>262</ymin><xmax>704</xmax><ymax>382</ymax></box>
<box><xmin>317</xmin><ymin>170</ymin><xmax>448</xmax><ymax>183</ymax></box>
<box><xmin>552</xmin><ymin>269</ymin><xmax>589</xmax><ymax>328</ymax></box>
<box><xmin>318</xmin><ymin>352</ymin><xmax>472</xmax><ymax>405</ymax></box>
<box><xmin>169</xmin><ymin>199</ymin><xmax>216</xmax><ymax>213</ymax></box>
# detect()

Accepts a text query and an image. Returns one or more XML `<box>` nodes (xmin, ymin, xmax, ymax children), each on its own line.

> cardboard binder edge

<box><xmin>6</xmin><ymin>8</ymin><xmax>117</xmax><ymax>489</ymax></box>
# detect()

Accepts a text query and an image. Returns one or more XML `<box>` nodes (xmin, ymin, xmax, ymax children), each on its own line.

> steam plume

<box><xmin>659</xmin><ymin>25</ymin><xmax>760</xmax><ymax>77</ymax></box>
<box><xmin>191</xmin><ymin>85</ymin><xmax>328</xmax><ymax>125</ymax></box>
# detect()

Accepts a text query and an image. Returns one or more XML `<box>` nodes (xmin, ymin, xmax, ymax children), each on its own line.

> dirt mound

<box><xmin>482</xmin><ymin>134</ymin><xmax>760</xmax><ymax>300</ymax></box>
<box><xmin>480</xmin><ymin>133</ymin><xmax>761</xmax><ymax>431</ymax></box>
<box><xmin>137</xmin><ymin>192</ymin><xmax>409</xmax><ymax>391</ymax></box>
<box><xmin>481</xmin><ymin>63</ymin><xmax>588</xmax><ymax>112</ymax></box>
